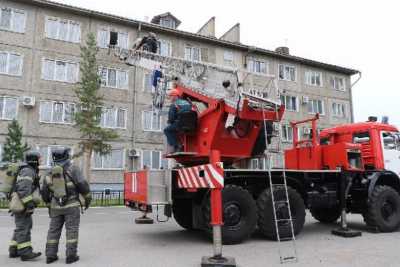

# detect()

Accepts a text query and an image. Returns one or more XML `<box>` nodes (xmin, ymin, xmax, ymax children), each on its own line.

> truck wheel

<box><xmin>363</xmin><ymin>185</ymin><xmax>400</xmax><ymax>232</ymax></box>
<box><xmin>202</xmin><ymin>185</ymin><xmax>257</xmax><ymax>245</ymax></box>
<box><xmin>310</xmin><ymin>206</ymin><xmax>341</xmax><ymax>223</ymax></box>
<box><xmin>172</xmin><ymin>199</ymin><xmax>193</xmax><ymax>230</ymax></box>
<box><xmin>257</xmin><ymin>186</ymin><xmax>306</xmax><ymax>240</ymax></box>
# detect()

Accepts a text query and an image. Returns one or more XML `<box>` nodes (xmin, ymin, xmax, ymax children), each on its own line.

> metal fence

<box><xmin>91</xmin><ymin>190</ymin><xmax>124</xmax><ymax>206</ymax></box>
<box><xmin>0</xmin><ymin>190</ymin><xmax>124</xmax><ymax>209</ymax></box>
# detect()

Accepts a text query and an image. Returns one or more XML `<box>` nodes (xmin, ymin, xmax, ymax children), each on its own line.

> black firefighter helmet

<box><xmin>24</xmin><ymin>150</ymin><xmax>41</xmax><ymax>167</ymax></box>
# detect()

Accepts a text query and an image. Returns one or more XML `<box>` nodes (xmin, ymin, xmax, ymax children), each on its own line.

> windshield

<box><xmin>382</xmin><ymin>131</ymin><xmax>400</xmax><ymax>151</ymax></box>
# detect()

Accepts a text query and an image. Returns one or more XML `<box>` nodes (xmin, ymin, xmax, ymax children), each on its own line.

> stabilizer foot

<box><xmin>201</xmin><ymin>256</ymin><xmax>236</xmax><ymax>267</ymax></box>
<box><xmin>366</xmin><ymin>226</ymin><xmax>380</xmax><ymax>233</ymax></box>
<box><xmin>331</xmin><ymin>228</ymin><xmax>362</xmax><ymax>238</ymax></box>
<box><xmin>135</xmin><ymin>216</ymin><xmax>154</xmax><ymax>224</ymax></box>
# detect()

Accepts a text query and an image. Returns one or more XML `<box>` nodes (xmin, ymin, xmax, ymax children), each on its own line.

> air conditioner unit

<box><xmin>128</xmin><ymin>149</ymin><xmax>140</xmax><ymax>158</ymax></box>
<box><xmin>302</xmin><ymin>96</ymin><xmax>309</xmax><ymax>104</ymax></box>
<box><xmin>21</xmin><ymin>96</ymin><xmax>35</xmax><ymax>108</ymax></box>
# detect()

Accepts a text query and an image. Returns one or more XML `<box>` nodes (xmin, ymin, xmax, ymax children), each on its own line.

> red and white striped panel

<box><xmin>177</xmin><ymin>163</ymin><xmax>224</xmax><ymax>189</ymax></box>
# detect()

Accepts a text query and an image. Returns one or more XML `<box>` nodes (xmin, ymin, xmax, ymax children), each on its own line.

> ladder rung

<box><xmin>266</xmin><ymin>149</ymin><xmax>284</xmax><ymax>154</ymax></box>
<box><xmin>281</xmin><ymin>256</ymin><xmax>297</xmax><ymax>262</ymax></box>
<box><xmin>274</xmin><ymin>200</ymin><xmax>288</xmax><ymax>205</ymax></box>
<box><xmin>276</xmin><ymin>218</ymin><xmax>293</xmax><ymax>223</ymax></box>
<box><xmin>278</xmin><ymin>237</ymin><xmax>295</xmax><ymax>242</ymax></box>
<box><xmin>271</xmin><ymin>184</ymin><xmax>286</xmax><ymax>187</ymax></box>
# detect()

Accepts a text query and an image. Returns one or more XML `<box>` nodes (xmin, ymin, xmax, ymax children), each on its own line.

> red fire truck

<box><xmin>124</xmin><ymin>84</ymin><xmax>400</xmax><ymax>246</ymax></box>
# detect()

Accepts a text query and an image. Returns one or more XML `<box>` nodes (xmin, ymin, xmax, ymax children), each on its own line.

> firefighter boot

<box><xmin>9</xmin><ymin>246</ymin><xmax>18</xmax><ymax>258</ymax></box>
<box><xmin>20</xmin><ymin>251</ymin><xmax>41</xmax><ymax>261</ymax></box>
<box><xmin>46</xmin><ymin>256</ymin><xmax>59</xmax><ymax>264</ymax></box>
<box><xmin>66</xmin><ymin>255</ymin><xmax>79</xmax><ymax>264</ymax></box>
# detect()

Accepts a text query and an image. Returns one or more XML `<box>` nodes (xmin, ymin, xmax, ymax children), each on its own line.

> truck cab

<box><xmin>320</xmin><ymin>120</ymin><xmax>400</xmax><ymax>176</ymax></box>
<box><xmin>380</xmin><ymin>130</ymin><xmax>400</xmax><ymax>176</ymax></box>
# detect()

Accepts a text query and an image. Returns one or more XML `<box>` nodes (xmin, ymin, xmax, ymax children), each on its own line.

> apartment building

<box><xmin>0</xmin><ymin>0</ymin><xmax>359</xmax><ymax>187</ymax></box>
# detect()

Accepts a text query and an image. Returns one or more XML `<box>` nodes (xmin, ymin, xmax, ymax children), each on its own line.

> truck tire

<box><xmin>363</xmin><ymin>185</ymin><xmax>400</xmax><ymax>232</ymax></box>
<box><xmin>172</xmin><ymin>199</ymin><xmax>193</xmax><ymax>230</ymax></box>
<box><xmin>310</xmin><ymin>206</ymin><xmax>341</xmax><ymax>223</ymax></box>
<box><xmin>202</xmin><ymin>185</ymin><xmax>257</xmax><ymax>245</ymax></box>
<box><xmin>257</xmin><ymin>186</ymin><xmax>306</xmax><ymax>240</ymax></box>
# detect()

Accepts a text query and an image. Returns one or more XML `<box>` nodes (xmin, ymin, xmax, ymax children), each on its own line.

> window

<box><xmin>332</xmin><ymin>102</ymin><xmax>346</xmax><ymax>118</ymax></box>
<box><xmin>45</xmin><ymin>16</ymin><xmax>80</xmax><ymax>43</ymax></box>
<box><xmin>99</xmin><ymin>107</ymin><xmax>127</xmax><ymax>129</ymax></box>
<box><xmin>142</xmin><ymin>110</ymin><xmax>161</xmax><ymax>131</ymax></box>
<box><xmin>39</xmin><ymin>101</ymin><xmax>75</xmax><ymax>124</ymax></box>
<box><xmin>330</xmin><ymin>76</ymin><xmax>346</xmax><ymax>91</ymax></box>
<box><xmin>93</xmin><ymin>149</ymin><xmax>124</xmax><ymax>169</ymax></box>
<box><xmin>99</xmin><ymin>67</ymin><xmax>128</xmax><ymax>89</ymax></box>
<box><xmin>185</xmin><ymin>46</ymin><xmax>201</xmax><ymax>61</ymax></box>
<box><xmin>160</xmin><ymin>18</ymin><xmax>176</xmax><ymax>29</ymax></box>
<box><xmin>143</xmin><ymin>72</ymin><xmax>152</xmax><ymax>91</ymax></box>
<box><xmin>280</xmin><ymin>95</ymin><xmax>298</xmax><ymax>112</ymax></box>
<box><xmin>223</xmin><ymin>51</ymin><xmax>234</xmax><ymax>64</ymax></box>
<box><xmin>308</xmin><ymin>99</ymin><xmax>325</xmax><ymax>115</ymax></box>
<box><xmin>0</xmin><ymin>7</ymin><xmax>26</xmax><ymax>33</ymax></box>
<box><xmin>38</xmin><ymin>145</ymin><xmax>72</xmax><ymax>167</ymax></box>
<box><xmin>41</xmin><ymin>59</ymin><xmax>79</xmax><ymax>83</ymax></box>
<box><xmin>251</xmin><ymin>158</ymin><xmax>266</xmax><ymax>170</ymax></box>
<box><xmin>247</xmin><ymin>58</ymin><xmax>267</xmax><ymax>74</ymax></box>
<box><xmin>157</xmin><ymin>40</ymin><xmax>172</xmax><ymax>57</ymax></box>
<box><xmin>0</xmin><ymin>96</ymin><xmax>17</xmax><ymax>120</ymax></box>
<box><xmin>301</xmin><ymin>127</ymin><xmax>323</xmax><ymax>139</ymax></box>
<box><xmin>305</xmin><ymin>71</ymin><xmax>322</xmax><ymax>86</ymax></box>
<box><xmin>142</xmin><ymin>150</ymin><xmax>168</xmax><ymax>170</ymax></box>
<box><xmin>382</xmin><ymin>132</ymin><xmax>400</xmax><ymax>151</ymax></box>
<box><xmin>97</xmin><ymin>28</ymin><xmax>128</xmax><ymax>49</ymax></box>
<box><xmin>281</xmin><ymin>125</ymin><xmax>294</xmax><ymax>142</ymax></box>
<box><xmin>0</xmin><ymin>51</ymin><xmax>23</xmax><ymax>76</ymax></box>
<box><xmin>279</xmin><ymin>64</ymin><xmax>296</xmax><ymax>81</ymax></box>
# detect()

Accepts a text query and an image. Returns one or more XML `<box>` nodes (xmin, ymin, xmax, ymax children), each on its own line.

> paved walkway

<box><xmin>0</xmin><ymin>207</ymin><xmax>399</xmax><ymax>267</ymax></box>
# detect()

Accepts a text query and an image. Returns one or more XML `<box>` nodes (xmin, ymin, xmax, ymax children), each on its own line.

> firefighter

<box><xmin>9</xmin><ymin>151</ymin><xmax>42</xmax><ymax>261</ymax></box>
<box><xmin>163</xmin><ymin>89</ymin><xmax>193</xmax><ymax>152</ymax></box>
<box><xmin>41</xmin><ymin>148</ymin><xmax>91</xmax><ymax>264</ymax></box>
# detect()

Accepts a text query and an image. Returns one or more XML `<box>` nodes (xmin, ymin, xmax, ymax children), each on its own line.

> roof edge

<box><xmin>16</xmin><ymin>0</ymin><xmax>359</xmax><ymax>75</ymax></box>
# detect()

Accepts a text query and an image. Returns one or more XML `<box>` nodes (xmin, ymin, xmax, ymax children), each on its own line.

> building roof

<box><xmin>150</xmin><ymin>12</ymin><xmax>181</xmax><ymax>28</ymax></box>
<box><xmin>16</xmin><ymin>0</ymin><xmax>359</xmax><ymax>76</ymax></box>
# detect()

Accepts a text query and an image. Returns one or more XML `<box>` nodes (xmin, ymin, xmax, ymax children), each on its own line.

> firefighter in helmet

<box><xmin>8</xmin><ymin>151</ymin><xmax>42</xmax><ymax>261</ymax></box>
<box><xmin>164</xmin><ymin>89</ymin><xmax>193</xmax><ymax>152</ymax></box>
<box><xmin>41</xmin><ymin>148</ymin><xmax>91</xmax><ymax>264</ymax></box>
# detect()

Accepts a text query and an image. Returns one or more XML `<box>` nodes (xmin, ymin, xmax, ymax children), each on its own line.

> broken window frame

<box><xmin>97</xmin><ymin>27</ymin><xmax>129</xmax><ymax>49</ymax></box>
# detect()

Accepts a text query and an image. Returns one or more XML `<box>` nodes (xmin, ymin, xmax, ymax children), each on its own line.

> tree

<box><xmin>3</xmin><ymin>119</ymin><xmax>29</xmax><ymax>162</ymax></box>
<box><xmin>74</xmin><ymin>32</ymin><xmax>118</xmax><ymax>182</ymax></box>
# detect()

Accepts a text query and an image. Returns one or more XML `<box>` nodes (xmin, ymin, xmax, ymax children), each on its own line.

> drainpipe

<box><xmin>130</xmin><ymin>22</ymin><xmax>142</xmax><ymax>171</ymax></box>
<box><xmin>349</xmin><ymin>71</ymin><xmax>362</xmax><ymax>123</ymax></box>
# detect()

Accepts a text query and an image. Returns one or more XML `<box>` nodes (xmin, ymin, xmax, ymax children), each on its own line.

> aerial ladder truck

<box><xmin>114</xmin><ymin>48</ymin><xmax>400</xmax><ymax>266</ymax></box>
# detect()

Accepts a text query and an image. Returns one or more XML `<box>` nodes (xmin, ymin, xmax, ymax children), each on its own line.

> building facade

<box><xmin>0</xmin><ymin>0</ymin><xmax>358</xmax><ymax>187</ymax></box>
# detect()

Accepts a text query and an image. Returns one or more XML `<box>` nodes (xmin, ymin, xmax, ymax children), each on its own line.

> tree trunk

<box><xmin>83</xmin><ymin>149</ymin><xmax>92</xmax><ymax>183</ymax></box>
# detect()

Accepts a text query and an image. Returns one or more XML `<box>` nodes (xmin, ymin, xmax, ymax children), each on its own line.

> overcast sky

<box><xmin>54</xmin><ymin>0</ymin><xmax>400</xmax><ymax>127</ymax></box>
